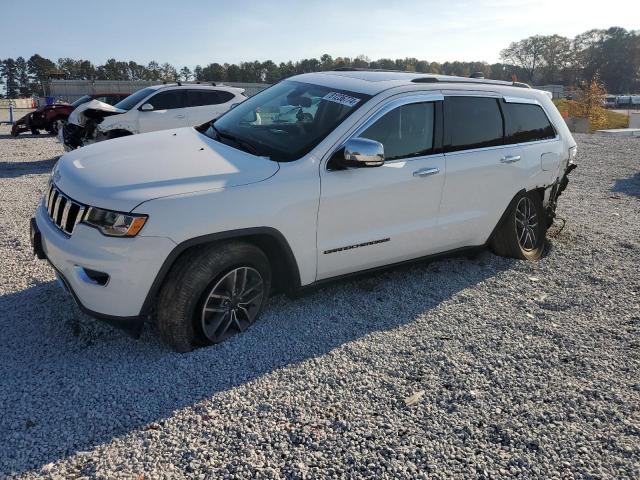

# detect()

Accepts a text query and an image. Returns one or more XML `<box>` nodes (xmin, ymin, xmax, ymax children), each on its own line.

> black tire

<box><xmin>490</xmin><ymin>191</ymin><xmax>546</xmax><ymax>261</ymax></box>
<box><xmin>107</xmin><ymin>130</ymin><xmax>132</xmax><ymax>140</ymax></box>
<box><xmin>155</xmin><ymin>242</ymin><xmax>271</xmax><ymax>352</ymax></box>
<box><xmin>46</xmin><ymin>122</ymin><xmax>58</xmax><ymax>135</ymax></box>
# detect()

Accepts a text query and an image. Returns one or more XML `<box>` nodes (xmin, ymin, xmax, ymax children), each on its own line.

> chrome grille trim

<box><xmin>44</xmin><ymin>184</ymin><xmax>86</xmax><ymax>235</ymax></box>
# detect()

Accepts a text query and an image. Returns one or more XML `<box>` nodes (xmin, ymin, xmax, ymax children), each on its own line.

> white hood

<box><xmin>68</xmin><ymin>99</ymin><xmax>126</xmax><ymax>127</ymax></box>
<box><xmin>54</xmin><ymin>127</ymin><xmax>279</xmax><ymax>212</ymax></box>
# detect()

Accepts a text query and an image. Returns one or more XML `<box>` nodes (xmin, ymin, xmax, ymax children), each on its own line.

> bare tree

<box><xmin>500</xmin><ymin>35</ymin><xmax>547</xmax><ymax>83</ymax></box>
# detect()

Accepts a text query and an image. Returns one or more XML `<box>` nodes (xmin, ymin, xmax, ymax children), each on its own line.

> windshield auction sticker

<box><xmin>323</xmin><ymin>92</ymin><xmax>361</xmax><ymax>107</ymax></box>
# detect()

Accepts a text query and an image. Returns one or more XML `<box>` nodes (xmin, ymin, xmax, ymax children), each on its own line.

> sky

<box><xmin>2</xmin><ymin>0</ymin><xmax>639</xmax><ymax>68</ymax></box>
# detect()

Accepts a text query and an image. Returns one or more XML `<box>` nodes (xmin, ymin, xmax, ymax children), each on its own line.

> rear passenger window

<box><xmin>447</xmin><ymin>97</ymin><xmax>503</xmax><ymax>152</ymax></box>
<box><xmin>359</xmin><ymin>102</ymin><xmax>435</xmax><ymax>160</ymax></box>
<box><xmin>148</xmin><ymin>90</ymin><xmax>187</xmax><ymax>110</ymax></box>
<box><xmin>188</xmin><ymin>90</ymin><xmax>235</xmax><ymax>107</ymax></box>
<box><xmin>503</xmin><ymin>102</ymin><xmax>556</xmax><ymax>144</ymax></box>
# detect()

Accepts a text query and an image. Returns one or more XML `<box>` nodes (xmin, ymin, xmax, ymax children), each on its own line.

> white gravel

<box><xmin>0</xmin><ymin>125</ymin><xmax>639</xmax><ymax>479</ymax></box>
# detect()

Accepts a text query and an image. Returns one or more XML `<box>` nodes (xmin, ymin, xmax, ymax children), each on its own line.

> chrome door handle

<box><xmin>413</xmin><ymin>167</ymin><xmax>440</xmax><ymax>177</ymax></box>
<box><xmin>500</xmin><ymin>155</ymin><xmax>521</xmax><ymax>164</ymax></box>
<box><xmin>175</xmin><ymin>114</ymin><xmax>186</xmax><ymax>119</ymax></box>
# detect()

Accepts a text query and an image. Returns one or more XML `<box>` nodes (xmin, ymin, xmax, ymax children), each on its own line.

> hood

<box><xmin>54</xmin><ymin>127</ymin><xmax>279</xmax><ymax>212</ymax></box>
<box><xmin>68</xmin><ymin>99</ymin><xmax>126</xmax><ymax>127</ymax></box>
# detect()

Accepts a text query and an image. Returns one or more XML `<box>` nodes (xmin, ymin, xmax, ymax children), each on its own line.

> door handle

<box><xmin>413</xmin><ymin>167</ymin><xmax>440</xmax><ymax>177</ymax></box>
<box><xmin>175</xmin><ymin>114</ymin><xmax>186</xmax><ymax>119</ymax></box>
<box><xmin>500</xmin><ymin>155</ymin><xmax>521</xmax><ymax>164</ymax></box>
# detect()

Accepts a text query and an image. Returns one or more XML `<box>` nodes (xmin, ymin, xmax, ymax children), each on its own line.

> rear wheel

<box><xmin>490</xmin><ymin>191</ymin><xmax>546</xmax><ymax>261</ymax></box>
<box><xmin>155</xmin><ymin>242</ymin><xmax>271</xmax><ymax>352</ymax></box>
<box><xmin>45</xmin><ymin>122</ymin><xmax>58</xmax><ymax>135</ymax></box>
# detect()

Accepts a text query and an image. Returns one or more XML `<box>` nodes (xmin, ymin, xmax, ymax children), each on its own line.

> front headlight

<box><xmin>83</xmin><ymin>207</ymin><xmax>147</xmax><ymax>237</ymax></box>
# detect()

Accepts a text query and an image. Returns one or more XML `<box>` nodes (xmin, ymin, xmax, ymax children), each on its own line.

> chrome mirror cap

<box><xmin>343</xmin><ymin>138</ymin><xmax>385</xmax><ymax>167</ymax></box>
<box><xmin>140</xmin><ymin>103</ymin><xmax>154</xmax><ymax>111</ymax></box>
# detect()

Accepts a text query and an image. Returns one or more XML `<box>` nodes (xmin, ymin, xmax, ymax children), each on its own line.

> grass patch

<box><xmin>553</xmin><ymin>99</ymin><xmax>629</xmax><ymax>130</ymax></box>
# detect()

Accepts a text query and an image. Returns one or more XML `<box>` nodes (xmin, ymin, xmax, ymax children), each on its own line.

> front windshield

<box><xmin>206</xmin><ymin>81</ymin><xmax>370</xmax><ymax>161</ymax></box>
<box><xmin>113</xmin><ymin>87</ymin><xmax>155</xmax><ymax>111</ymax></box>
<box><xmin>71</xmin><ymin>95</ymin><xmax>92</xmax><ymax>107</ymax></box>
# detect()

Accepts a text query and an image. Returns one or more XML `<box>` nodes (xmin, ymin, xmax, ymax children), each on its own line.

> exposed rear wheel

<box><xmin>490</xmin><ymin>191</ymin><xmax>546</xmax><ymax>261</ymax></box>
<box><xmin>155</xmin><ymin>242</ymin><xmax>271</xmax><ymax>352</ymax></box>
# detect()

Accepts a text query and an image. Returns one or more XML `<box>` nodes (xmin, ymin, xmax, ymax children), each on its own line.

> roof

<box><xmin>146</xmin><ymin>83</ymin><xmax>245</xmax><ymax>92</ymax></box>
<box><xmin>291</xmin><ymin>70</ymin><xmax>531</xmax><ymax>96</ymax></box>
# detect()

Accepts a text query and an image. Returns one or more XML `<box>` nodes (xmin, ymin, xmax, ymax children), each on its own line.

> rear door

<box><xmin>186</xmin><ymin>89</ymin><xmax>237</xmax><ymax>126</ymax></box>
<box><xmin>439</xmin><ymin>94</ymin><xmax>524</xmax><ymax>248</ymax></box>
<box><xmin>501</xmin><ymin>98</ymin><xmax>563</xmax><ymax>185</ymax></box>
<box><xmin>137</xmin><ymin>89</ymin><xmax>189</xmax><ymax>133</ymax></box>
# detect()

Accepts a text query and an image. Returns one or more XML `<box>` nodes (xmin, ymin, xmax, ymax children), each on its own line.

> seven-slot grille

<box><xmin>44</xmin><ymin>183</ymin><xmax>87</xmax><ymax>235</ymax></box>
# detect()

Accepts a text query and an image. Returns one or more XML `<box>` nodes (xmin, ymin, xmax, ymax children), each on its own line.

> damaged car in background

<box><xmin>10</xmin><ymin>93</ymin><xmax>129</xmax><ymax>137</ymax></box>
<box><xmin>61</xmin><ymin>83</ymin><xmax>247</xmax><ymax>150</ymax></box>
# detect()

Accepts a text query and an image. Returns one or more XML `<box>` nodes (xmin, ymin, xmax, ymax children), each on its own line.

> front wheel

<box><xmin>155</xmin><ymin>242</ymin><xmax>271</xmax><ymax>352</ymax></box>
<box><xmin>490</xmin><ymin>191</ymin><xmax>546</xmax><ymax>261</ymax></box>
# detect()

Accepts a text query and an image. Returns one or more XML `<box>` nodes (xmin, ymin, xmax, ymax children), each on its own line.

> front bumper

<box><xmin>32</xmin><ymin>203</ymin><xmax>176</xmax><ymax>334</ymax></box>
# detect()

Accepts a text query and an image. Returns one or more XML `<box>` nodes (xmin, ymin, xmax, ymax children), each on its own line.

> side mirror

<box><xmin>140</xmin><ymin>103</ymin><xmax>154</xmax><ymax>111</ymax></box>
<box><xmin>340</xmin><ymin>138</ymin><xmax>385</xmax><ymax>168</ymax></box>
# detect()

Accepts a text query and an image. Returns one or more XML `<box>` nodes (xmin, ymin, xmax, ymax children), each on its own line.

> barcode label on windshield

<box><xmin>323</xmin><ymin>92</ymin><xmax>361</xmax><ymax>107</ymax></box>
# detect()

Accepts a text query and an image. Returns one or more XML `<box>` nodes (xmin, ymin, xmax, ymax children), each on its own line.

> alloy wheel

<box><xmin>200</xmin><ymin>266</ymin><xmax>264</xmax><ymax>343</ymax></box>
<box><xmin>515</xmin><ymin>196</ymin><xmax>539</xmax><ymax>252</ymax></box>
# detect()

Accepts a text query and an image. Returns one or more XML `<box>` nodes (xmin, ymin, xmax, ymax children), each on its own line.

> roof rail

<box><xmin>411</xmin><ymin>77</ymin><xmax>531</xmax><ymax>89</ymax></box>
<box><xmin>331</xmin><ymin>67</ymin><xmax>404</xmax><ymax>73</ymax></box>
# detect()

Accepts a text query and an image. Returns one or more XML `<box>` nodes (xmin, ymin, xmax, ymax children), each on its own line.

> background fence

<box><xmin>48</xmin><ymin>80</ymin><xmax>271</xmax><ymax>102</ymax></box>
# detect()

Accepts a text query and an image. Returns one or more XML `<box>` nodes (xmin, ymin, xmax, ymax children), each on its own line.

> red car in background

<box><xmin>10</xmin><ymin>93</ymin><xmax>129</xmax><ymax>136</ymax></box>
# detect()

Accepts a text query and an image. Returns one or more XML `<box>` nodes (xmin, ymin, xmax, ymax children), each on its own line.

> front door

<box><xmin>316</xmin><ymin>96</ymin><xmax>446</xmax><ymax>280</ymax></box>
<box><xmin>138</xmin><ymin>90</ymin><xmax>189</xmax><ymax>133</ymax></box>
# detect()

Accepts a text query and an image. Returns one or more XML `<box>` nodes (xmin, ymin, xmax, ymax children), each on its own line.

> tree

<box><xmin>15</xmin><ymin>57</ymin><xmax>31</xmax><ymax>96</ymax></box>
<box><xmin>193</xmin><ymin>65</ymin><xmax>204</xmax><ymax>81</ymax></box>
<box><xmin>146</xmin><ymin>61</ymin><xmax>161</xmax><ymax>81</ymax></box>
<box><xmin>538</xmin><ymin>35</ymin><xmax>573</xmax><ymax>84</ymax></box>
<box><xmin>0</xmin><ymin>58</ymin><xmax>19</xmax><ymax>98</ymax></box>
<box><xmin>320</xmin><ymin>54</ymin><xmax>334</xmax><ymax>70</ymax></box>
<box><xmin>179</xmin><ymin>66</ymin><xmax>192</xmax><ymax>81</ymax></box>
<box><xmin>160</xmin><ymin>63</ymin><xmax>177</xmax><ymax>81</ymax></box>
<box><xmin>567</xmin><ymin>76</ymin><xmax>607</xmax><ymax>131</ymax></box>
<box><xmin>500</xmin><ymin>35</ymin><xmax>547</xmax><ymax>83</ymax></box>
<box><xmin>352</xmin><ymin>55</ymin><xmax>370</xmax><ymax>68</ymax></box>
<box><xmin>201</xmin><ymin>63</ymin><xmax>226</xmax><ymax>81</ymax></box>
<box><xmin>27</xmin><ymin>54</ymin><xmax>57</xmax><ymax>95</ymax></box>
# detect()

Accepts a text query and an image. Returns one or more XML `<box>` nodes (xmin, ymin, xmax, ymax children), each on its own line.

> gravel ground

<box><xmin>0</xmin><ymin>125</ymin><xmax>639</xmax><ymax>479</ymax></box>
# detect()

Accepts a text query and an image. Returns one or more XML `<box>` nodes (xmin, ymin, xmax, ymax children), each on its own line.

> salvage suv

<box><xmin>31</xmin><ymin>70</ymin><xmax>577</xmax><ymax>352</ymax></box>
<box><xmin>61</xmin><ymin>83</ymin><xmax>247</xmax><ymax>149</ymax></box>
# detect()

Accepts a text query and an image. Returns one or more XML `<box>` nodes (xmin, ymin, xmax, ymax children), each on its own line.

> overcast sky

<box><xmin>2</xmin><ymin>0</ymin><xmax>639</xmax><ymax>67</ymax></box>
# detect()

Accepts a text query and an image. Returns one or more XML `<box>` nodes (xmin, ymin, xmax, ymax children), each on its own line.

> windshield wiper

<box><xmin>214</xmin><ymin>127</ymin><xmax>263</xmax><ymax>157</ymax></box>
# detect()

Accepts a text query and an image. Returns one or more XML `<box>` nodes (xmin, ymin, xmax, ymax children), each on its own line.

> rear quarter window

<box><xmin>446</xmin><ymin>97</ymin><xmax>503</xmax><ymax>152</ymax></box>
<box><xmin>503</xmin><ymin>102</ymin><xmax>556</xmax><ymax>144</ymax></box>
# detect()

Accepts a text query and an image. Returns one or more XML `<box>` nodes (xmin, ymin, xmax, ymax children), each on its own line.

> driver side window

<box><xmin>359</xmin><ymin>102</ymin><xmax>436</xmax><ymax>161</ymax></box>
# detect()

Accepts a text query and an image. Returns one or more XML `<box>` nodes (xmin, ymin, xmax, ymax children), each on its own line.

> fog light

<box><xmin>75</xmin><ymin>266</ymin><xmax>110</xmax><ymax>286</ymax></box>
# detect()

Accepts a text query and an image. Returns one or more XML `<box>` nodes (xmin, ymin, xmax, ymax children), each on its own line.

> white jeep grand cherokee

<box><xmin>31</xmin><ymin>70</ymin><xmax>577</xmax><ymax>352</ymax></box>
